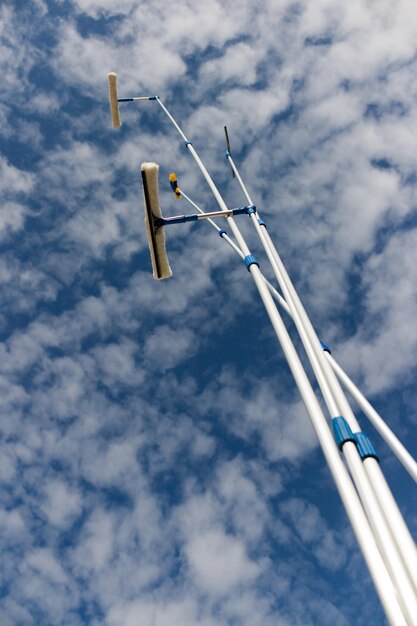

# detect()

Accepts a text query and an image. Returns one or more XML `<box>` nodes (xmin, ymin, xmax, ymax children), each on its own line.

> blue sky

<box><xmin>1</xmin><ymin>0</ymin><xmax>417</xmax><ymax>624</ymax></box>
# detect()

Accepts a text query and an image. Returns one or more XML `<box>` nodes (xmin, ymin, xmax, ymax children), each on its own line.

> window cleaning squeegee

<box><xmin>108</xmin><ymin>72</ymin><xmax>155</xmax><ymax>128</ymax></box>
<box><xmin>141</xmin><ymin>162</ymin><xmax>173</xmax><ymax>280</ymax></box>
<box><xmin>140</xmin><ymin>162</ymin><xmax>253</xmax><ymax>280</ymax></box>
<box><xmin>108</xmin><ymin>72</ymin><xmax>121</xmax><ymax>129</ymax></box>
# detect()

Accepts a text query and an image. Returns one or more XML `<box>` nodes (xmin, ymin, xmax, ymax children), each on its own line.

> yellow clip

<box><xmin>169</xmin><ymin>172</ymin><xmax>181</xmax><ymax>199</ymax></box>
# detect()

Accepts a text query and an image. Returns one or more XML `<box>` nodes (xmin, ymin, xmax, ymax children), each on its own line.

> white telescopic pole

<box><xmin>226</xmin><ymin>153</ymin><xmax>417</xmax><ymax>621</ymax></box>
<box><xmin>152</xmin><ymin>101</ymin><xmax>410</xmax><ymax>626</ymax></box>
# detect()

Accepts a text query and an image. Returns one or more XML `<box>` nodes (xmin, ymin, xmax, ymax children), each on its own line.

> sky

<box><xmin>1</xmin><ymin>0</ymin><xmax>417</xmax><ymax>625</ymax></box>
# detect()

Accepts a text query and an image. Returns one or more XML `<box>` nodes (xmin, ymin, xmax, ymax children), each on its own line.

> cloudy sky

<box><xmin>1</xmin><ymin>0</ymin><xmax>417</xmax><ymax>624</ymax></box>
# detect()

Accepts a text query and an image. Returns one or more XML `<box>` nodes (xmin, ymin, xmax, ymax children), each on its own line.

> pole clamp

<box><xmin>246</xmin><ymin>205</ymin><xmax>257</xmax><ymax>216</ymax></box>
<box><xmin>218</xmin><ymin>229</ymin><xmax>227</xmax><ymax>237</ymax></box>
<box><xmin>320</xmin><ymin>340</ymin><xmax>331</xmax><ymax>354</ymax></box>
<box><xmin>244</xmin><ymin>255</ymin><xmax>260</xmax><ymax>271</ymax></box>
<box><xmin>354</xmin><ymin>432</ymin><xmax>379</xmax><ymax>461</ymax></box>
<box><xmin>332</xmin><ymin>416</ymin><xmax>356</xmax><ymax>450</ymax></box>
<box><xmin>185</xmin><ymin>141</ymin><xmax>192</xmax><ymax>147</ymax></box>
<box><xmin>258</xmin><ymin>218</ymin><xmax>266</xmax><ymax>227</ymax></box>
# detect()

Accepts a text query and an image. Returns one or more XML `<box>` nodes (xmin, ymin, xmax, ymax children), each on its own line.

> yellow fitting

<box><xmin>169</xmin><ymin>172</ymin><xmax>181</xmax><ymax>198</ymax></box>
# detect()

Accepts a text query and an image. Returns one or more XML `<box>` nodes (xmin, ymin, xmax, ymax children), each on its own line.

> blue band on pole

<box><xmin>332</xmin><ymin>416</ymin><xmax>355</xmax><ymax>450</ymax></box>
<box><xmin>258</xmin><ymin>219</ymin><xmax>266</xmax><ymax>227</ymax></box>
<box><xmin>149</xmin><ymin>96</ymin><xmax>158</xmax><ymax>100</ymax></box>
<box><xmin>225</xmin><ymin>150</ymin><xmax>231</xmax><ymax>158</ymax></box>
<box><xmin>354</xmin><ymin>432</ymin><xmax>379</xmax><ymax>461</ymax></box>
<box><xmin>244</xmin><ymin>255</ymin><xmax>259</xmax><ymax>271</ymax></box>
<box><xmin>232</xmin><ymin>207</ymin><xmax>250</xmax><ymax>216</ymax></box>
<box><xmin>218</xmin><ymin>229</ymin><xmax>227</xmax><ymax>237</ymax></box>
<box><xmin>185</xmin><ymin>141</ymin><xmax>192</xmax><ymax>147</ymax></box>
<box><xmin>320</xmin><ymin>341</ymin><xmax>332</xmax><ymax>354</ymax></box>
<box><xmin>232</xmin><ymin>206</ymin><xmax>256</xmax><ymax>216</ymax></box>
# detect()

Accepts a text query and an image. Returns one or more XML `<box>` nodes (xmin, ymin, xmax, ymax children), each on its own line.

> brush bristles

<box><xmin>108</xmin><ymin>72</ymin><xmax>121</xmax><ymax>129</ymax></box>
<box><xmin>141</xmin><ymin>162</ymin><xmax>172</xmax><ymax>280</ymax></box>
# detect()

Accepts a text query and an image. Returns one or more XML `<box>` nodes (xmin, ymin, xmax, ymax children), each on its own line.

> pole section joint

<box><xmin>332</xmin><ymin>416</ymin><xmax>356</xmax><ymax>450</ymax></box>
<box><xmin>354</xmin><ymin>432</ymin><xmax>379</xmax><ymax>462</ymax></box>
<box><xmin>244</xmin><ymin>255</ymin><xmax>260</xmax><ymax>271</ymax></box>
<box><xmin>320</xmin><ymin>340</ymin><xmax>332</xmax><ymax>354</ymax></box>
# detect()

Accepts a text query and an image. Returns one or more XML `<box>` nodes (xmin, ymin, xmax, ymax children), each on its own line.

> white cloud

<box><xmin>143</xmin><ymin>324</ymin><xmax>197</xmax><ymax>371</ymax></box>
<box><xmin>281</xmin><ymin>498</ymin><xmax>347</xmax><ymax>571</ymax></box>
<box><xmin>107</xmin><ymin>597</ymin><xmax>219</xmax><ymax>626</ymax></box>
<box><xmin>93</xmin><ymin>339</ymin><xmax>144</xmax><ymax>386</ymax></box>
<box><xmin>0</xmin><ymin>508</ymin><xmax>26</xmax><ymax>540</ymax></box>
<box><xmin>72</xmin><ymin>0</ymin><xmax>133</xmax><ymax>17</ymax></box>
<box><xmin>197</xmin><ymin>372</ymin><xmax>317</xmax><ymax>463</ymax></box>
<box><xmin>26</xmin><ymin>547</ymin><xmax>68</xmax><ymax>584</ymax></box>
<box><xmin>338</xmin><ymin>227</ymin><xmax>417</xmax><ymax>393</ymax></box>
<box><xmin>185</xmin><ymin>528</ymin><xmax>260</xmax><ymax>595</ymax></box>
<box><xmin>199</xmin><ymin>41</ymin><xmax>262</xmax><ymax>88</ymax></box>
<box><xmin>0</xmin><ymin>156</ymin><xmax>34</xmax><ymax>195</ymax></box>
<box><xmin>41</xmin><ymin>479</ymin><xmax>82</xmax><ymax>529</ymax></box>
<box><xmin>0</xmin><ymin>202</ymin><xmax>27</xmax><ymax>239</ymax></box>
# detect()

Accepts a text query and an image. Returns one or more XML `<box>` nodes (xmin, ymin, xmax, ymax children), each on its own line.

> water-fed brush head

<box><xmin>108</xmin><ymin>72</ymin><xmax>121</xmax><ymax>128</ymax></box>
<box><xmin>141</xmin><ymin>162</ymin><xmax>172</xmax><ymax>280</ymax></box>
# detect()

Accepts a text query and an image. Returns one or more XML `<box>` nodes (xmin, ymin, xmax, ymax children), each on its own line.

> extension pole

<box><xmin>149</xmin><ymin>100</ymin><xmax>409</xmax><ymax>626</ymax></box>
<box><xmin>226</xmin><ymin>152</ymin><xmax>417</xmax><ymax>617</ymax></box>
